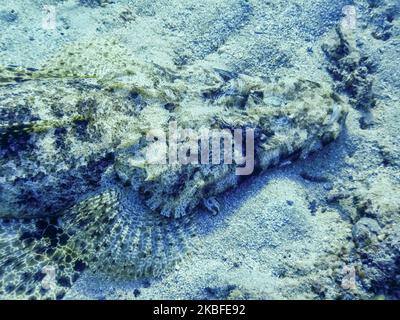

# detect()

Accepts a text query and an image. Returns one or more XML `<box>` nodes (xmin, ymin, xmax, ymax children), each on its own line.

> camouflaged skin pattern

<box><xmin>0</xmin><ymin>189</ymin><xmax>196</xmax><ymax>299</ymax></box>
<box><xmin>0</xmin><ymin>37</ymin><xmax>348</xmax><ymax>299</ymax></box>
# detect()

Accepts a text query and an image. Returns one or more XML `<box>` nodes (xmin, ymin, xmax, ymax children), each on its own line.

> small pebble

<box><xmin>308</xmin><ymin>200</ymin><xmax>318</xmax><ymax>215</ymax></box>
<box><xmin>142</xmin><ymin>279</ymin><xmax>151</xmax><ymax>288</ymax></box>
<box><xmin>323</xmin><ymin>182</ymin><xmax>333</xmax><ymax>191</ymax></box>
<box><xmin>133</xmin><ymin>289</ymin><xmax>141</xmax><ymax>297</ymax></box>
<box><xmin>0</xmin><ymin>9</ymin><xmax>18</xmax><ymax>23</ymax></box>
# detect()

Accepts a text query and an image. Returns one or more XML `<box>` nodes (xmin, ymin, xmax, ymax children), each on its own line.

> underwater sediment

<box><xmin>0</xmin><ymin>0</ymin><xmax>399</xmax><ymax>300</ymax></box>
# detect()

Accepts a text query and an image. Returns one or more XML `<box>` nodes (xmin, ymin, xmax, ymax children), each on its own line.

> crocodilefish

<box><xmin>0</xmin><ymin>37</ymin><xmax>348</xmax><ymax>299</ymax></box>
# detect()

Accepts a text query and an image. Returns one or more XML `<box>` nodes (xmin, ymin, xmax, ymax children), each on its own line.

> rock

<box><xmin>0</xmin><ymin>9</ymin><xmax>18</xmax><ymax>23</ymax></box>
<box><xmin>359</xmin><ymin>112</ymin><xmax>375</xmax><ymax>129</ymax></box>
<box><xmin>203</xmin><ymin>197</ymin><xmax>220</xmax><ymax>216</ymax></box>
<box><xmin>205</xmin><ymin>284</ymin><xmax>237</xmax><ymax>299</ymax></box>
<box><xmin>133</xmin><ymin>289</ymin><xmax>141</xmax><ymax>297</ymax></box>
<box><xmin>366</xmin><ymin>0</ymin><xmax>384</xmax><ymax>8</ymax></box>
<box><xmin>308</xmin><ymin>200</ymin><xmax>318</xmax><ymax>215</ymax></box>
<box><xmin>352</xmin><ymin>218</ymin><xmax>381</xmax><ymax>247</ymax></box>
<box><xmin>79</xmin><ymin>0</ymin><xmax>111</xmax><ymax>8</ymax></box>
<box><xmin>358</xmin><ymin>227</ymin><xmax>400</xmax><ymax>298</ymax></box>
<box><xmin>323</xmin><ymin>26</ymin><xmax>376</xmax><ymax>110</ymax></box>
<box><xmin>323</xmin><ymin>182</ymin><xmax>334</xmax><ymax>191</ymax></box>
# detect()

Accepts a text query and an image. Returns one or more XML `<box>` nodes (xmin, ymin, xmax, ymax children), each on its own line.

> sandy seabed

<box><xmin>0</xmin><ymin>0</ymin><xmax>399</xmax><ymax>300</ymax></box>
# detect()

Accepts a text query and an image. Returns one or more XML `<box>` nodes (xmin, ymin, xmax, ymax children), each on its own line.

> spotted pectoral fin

<box><xmin>0</xmin><ymin>189</ymin><xmax>198</xmax><ymax>299</ymax></box>
<box><xmin>60</xmin><ymin>189</ymin><xmax>198</xmax><ymax>279</ymax></box>
<box><xmin>0</xmin><ymin>218</ymin><xmax>86</xmax><ymax>300</ymax></box>
<box><xmin>0</xmin><ymin>191</ymin><xmax>120</xmax><ymax>300</ymax></box>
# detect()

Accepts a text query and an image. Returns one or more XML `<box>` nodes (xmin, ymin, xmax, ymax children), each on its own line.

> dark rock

<box><xmin>142</xmin><ymin>279</ymin><xmax>151</xmax><ymax>288</ymax></box>
<box><xmin>205</xmin><ymin>284</ymin><xmax>237</xmax><ymax>299</ymax></box>
<box><xmin>79</xmin><ymin>0</ymin><xmax>106</xmax><ymax>7</ymax></box>
<box><xmin>358</xmin><ymin>228</ymin><xmax>400</xmax><ymax>298</ymax></box>
<box><xmin>352</xmin><ymin>218</ymin><xmax>381</xmax><ymax>247</ymax></box>
<box><xmin>323</xmin><ymin>182</ymin><xmax>334</xmax><ymax>191</ymax></box>
<box><xmin>372</xmin><ymin>27</ymin><xmax>392</xmax><ymax>41</ymax></box>
<box><xmin>308</xmin><ymin>200</ymin><xmax>318</xmax><ymax>215</ymax></box>
<box><xmin>133</xmin><ymin>289</ymin><xmax>141</xmax><ymax>297</ymax></box>
<box><xmin>300</xmin><ymin>171</ymin><xmax>329</xmax><ymax>183</ymax></box>
<box><xmin>367</xmin><ymin>0</ymin><xmax>384</xmax><ymax>8</ymax></box>
<box><xmin>359</xmin><ymin>112</ymin><xmax>375</xmax><ymax>129</ymax></box>
<box><xmin>0</xmin><ymin>10</ymin><xmax>18</xmax><ymax>23</ymax></box>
